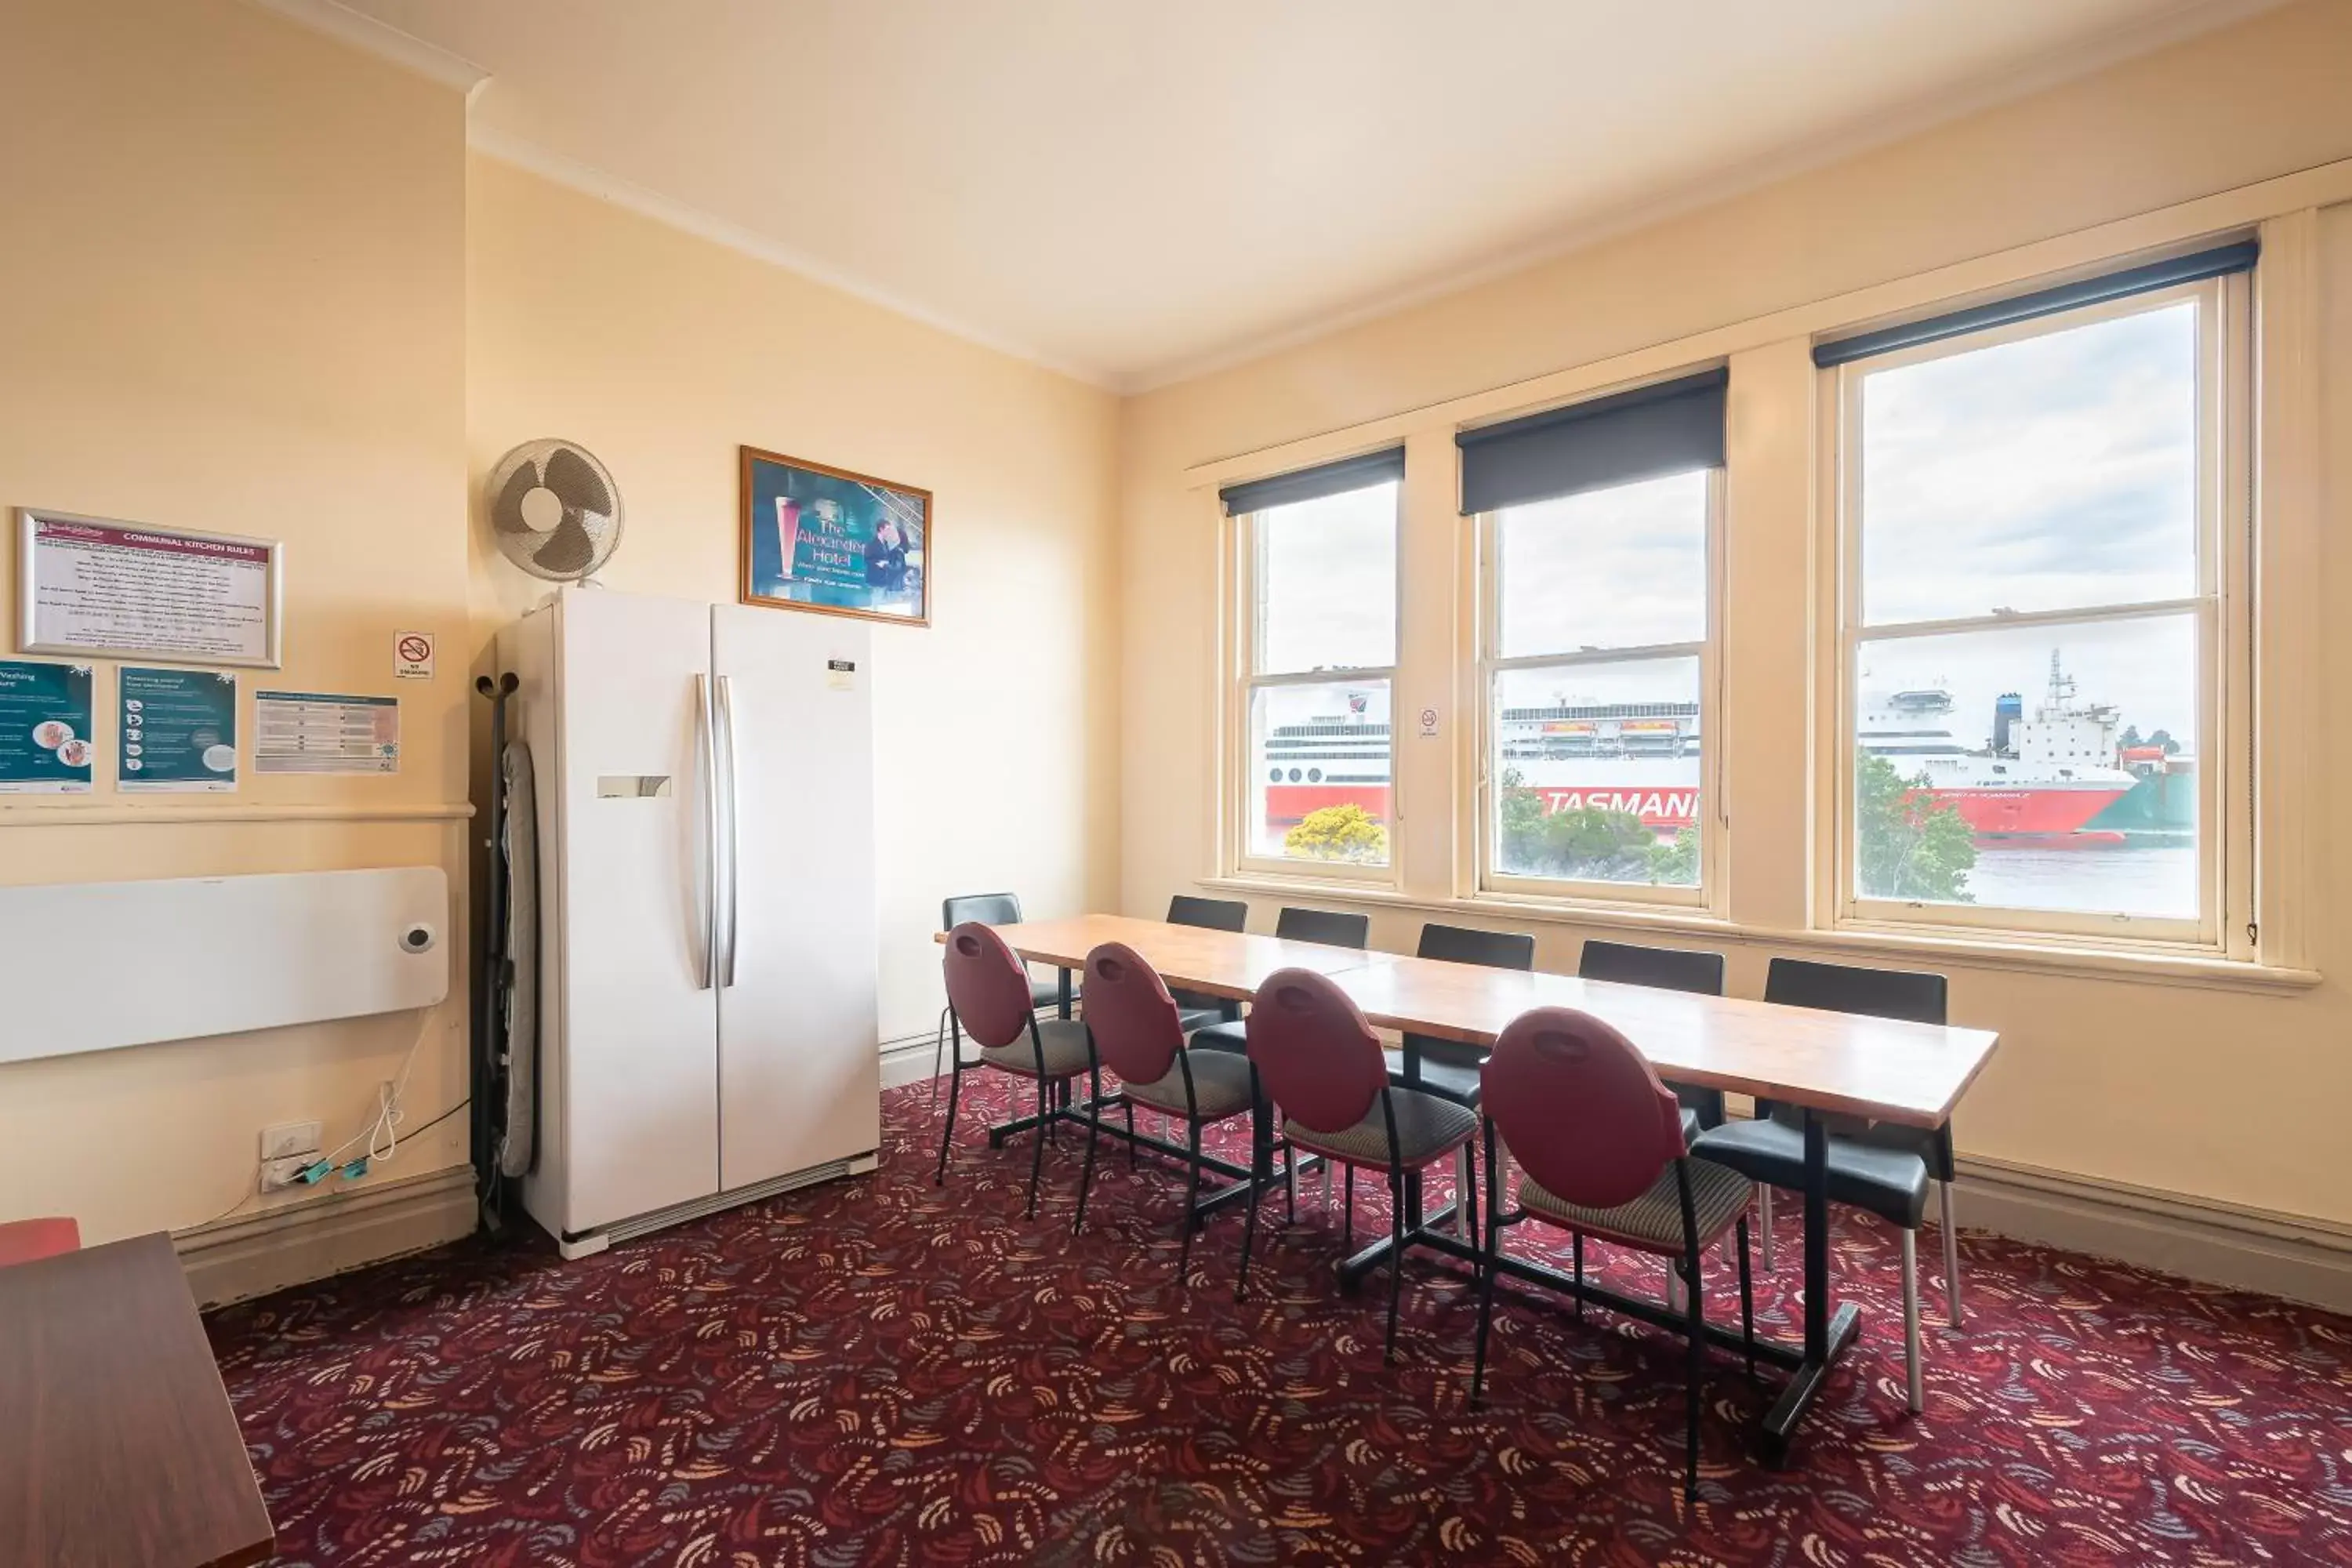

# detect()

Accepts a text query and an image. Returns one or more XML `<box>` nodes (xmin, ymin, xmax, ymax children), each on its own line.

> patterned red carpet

<box><xmin>207</xmin><ymin>1076</ymin><xmax>2352</xmax><ymax>1566</ymax></box>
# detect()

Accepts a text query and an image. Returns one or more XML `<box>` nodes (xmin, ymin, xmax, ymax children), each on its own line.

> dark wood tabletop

<box><xmin>0</xmin><ymin>1231</ymin><xmax>274</xmax><ymax>1568</ymax></box>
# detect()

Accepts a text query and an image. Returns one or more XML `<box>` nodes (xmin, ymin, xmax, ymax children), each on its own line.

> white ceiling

<box><xmin>320</xmin><ymin>0</ymin><xmax>2274</xmax><ymax>389</ymax></box>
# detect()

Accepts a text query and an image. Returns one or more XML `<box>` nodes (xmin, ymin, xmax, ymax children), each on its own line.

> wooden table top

<box><xmin>953</xmin><ymin>916</ymin><xmax>1997</xmax><ymax>1128</ymax></box>
<box><xmin>0</xmin><ymin>1232</ymin><xmax>274</xmax><ymax>1568</ymax></box>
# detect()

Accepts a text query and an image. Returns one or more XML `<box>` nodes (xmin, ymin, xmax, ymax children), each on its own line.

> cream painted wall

<box><xmin>0</xmin><ymin>0</ymin><xmax>472</xmax><ymax>1243</ymax></box>
<box><xmin>465</xmin><ymin>155</ymin><xmax>1122</xmax><ymax>1047</ymax></box>
<box><xmin>1119</xmin><ymin>0</ymin><xmax>2352</xmax><ymax>1222</ymax></box>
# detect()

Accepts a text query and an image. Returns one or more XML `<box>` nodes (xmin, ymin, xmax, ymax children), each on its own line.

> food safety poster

<box><xmin>118</xmin><ymin>666</ymin><xmax>238</xmax><ymax>792</ymax></box>
<box><xmin>0</xmin><ymin>659</ymin><xmax>95</xmax><ymax>793</ymax></box>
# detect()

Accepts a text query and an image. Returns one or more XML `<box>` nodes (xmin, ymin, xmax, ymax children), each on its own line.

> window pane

<box><xmin>1852</xmin><ymin>614</ymin><xmax>2198</xmax><ymax>919</ymax></box>
<box><xmin>1497</xmin><ymin>470</ymin><xmax>1708</xmax><ymax>658</ymax></box>
<box><xmin>1254</xmin><ymin>481</ymin><xmax>1397</xmax><ymax>674</ymax></box>
<box><xmin>1859</xmin><ymin>299</ymin><xmax>2199</xmax><ymax>626</ymax></box>
<box><xmin>1249</xmin><ymin>681</ymin><xmax>1392</xmax><ymax>866</ymax></box>
<box><xmin>1491</xmin><ymin>657</ymin><xmax>1700</xmax><ymax>887</ymax></box>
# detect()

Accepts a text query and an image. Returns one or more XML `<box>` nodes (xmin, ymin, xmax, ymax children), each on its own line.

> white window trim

<box><xmin>1221</xmin><ymin>488</ymin><xmax>1404</xmax><ymax>887</ymax></box>
<box><xmin>1471</xmin><ymin>466</ymin><xmax>1726</xmax><ymax>913</ymax></box>
<box><xmin>1817</xmin><ymin>274</ymin><xmax>2254</xmax><ymax>956</ymax></box>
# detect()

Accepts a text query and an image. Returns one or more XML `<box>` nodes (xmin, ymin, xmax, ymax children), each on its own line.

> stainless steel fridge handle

<box><xmin>717</xmin><ymin>673</ymin><xmax>742</xmax><ymax>989</ymax></box>
<box><xmin>695</xmin><ymin>672</ymin><xmax>719</xmax><ymax>991</ymax></box>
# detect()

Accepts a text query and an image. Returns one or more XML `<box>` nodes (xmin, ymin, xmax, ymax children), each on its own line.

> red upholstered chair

<box><xmin>1076</xmin><ymin>942</ymin><xmax>1272</xmax><ymax>1270</ymax></box>
<box><xmin>936</xmin><ymin>921</ymin><xmax>1097</xmax><ymax>1219</ymax></box>
<box><xmin>1239</xmin><ymin>967</ymin><xmax>1479</xmax><ymax>1364</ymax></box>
<box><xmin>1472</xmin><ymin>1007</ymin><xmax>1755</xmax><ymax>1501</ymax></box>
<box><xmin>0</xmin><ymin>1216</ymin><xmax>81</xmax><ymax>1268</ymax></box>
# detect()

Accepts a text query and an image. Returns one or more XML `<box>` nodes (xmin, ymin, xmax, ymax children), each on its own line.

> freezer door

<box><xmin>551</xmin><ymin>586</ymin><xmax>722</xmax><ymax>1232</ymax></box>
<box><xmin>712</xmin><ymin>604</ymin><xmax>881</xmax><ymax>1189</ymax></box>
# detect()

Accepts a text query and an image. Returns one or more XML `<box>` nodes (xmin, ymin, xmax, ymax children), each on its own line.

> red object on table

<box><xmin>0</xmin><ymin>1216</ymin><xmax>79</xmax><ymax>1268</ymax></box>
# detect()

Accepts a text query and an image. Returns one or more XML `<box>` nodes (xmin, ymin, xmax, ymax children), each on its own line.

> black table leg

<box><xmin>1759</xmin><ymin>1107</ymin><xmax>1861</xmax><ymax>1467</ymax></box>
<box><xmin>1057</xmin><ymin>967</ymin><xmax>1073</xmax><ymax>1020</ymax></box>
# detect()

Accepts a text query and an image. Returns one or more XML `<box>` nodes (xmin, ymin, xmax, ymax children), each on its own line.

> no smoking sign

<box><xmin>394</xmin><ymin>630</ymin><xmax>435</xmax><ymax>680</ymax></box>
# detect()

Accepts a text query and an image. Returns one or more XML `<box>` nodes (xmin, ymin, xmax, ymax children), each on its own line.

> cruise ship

<box><xmin>1261</xmin><ymin>654</ymin><xmax>2136</xmax><ymax>840</ymax></box>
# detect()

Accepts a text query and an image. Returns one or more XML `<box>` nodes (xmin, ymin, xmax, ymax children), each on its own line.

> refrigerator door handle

<box><xmin>717</xmin><ymin>673</ymin><xmax>742</xmax><ymax>989</ymax></box>
<box><xmin>696</xmin><ymin>672</ymin><xmax>719</xmax><ymax>991</ymax></box>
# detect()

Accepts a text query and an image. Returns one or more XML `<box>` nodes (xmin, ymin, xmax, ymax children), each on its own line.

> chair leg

<box><xmin>1343</xmin><ymin>1167</ymin><xmax>1355</xmax><ymax>1250</ymax></box>
<box><xmin>1460</xmin><ymin>1142</ymin><xmax>1479</xmax><ymax>1285</ymax></box>
<box><xmin>1320</xmin><ymin>1161</ymin><xmax>1333</xmax><ymax>1216</ymax></box>
<box><xmin>1284</xmin><ymin>1143</ymin><xmax>1298</xmax><ymax>1224</ymax></box>
<box><xmin>1072</xmin><ymin>1066</ymin><xmax>1102</xmax><ymax>1236</ymax></box>
<box><xmin>1759</xmin><ymin>1185</ymin><xmax>1775</xmax><ymax>1272</ymax></box>
<box><xmin>1901</xmin><ymin>1227</ymin><xmax>1925</xmax><ymax>1414</ymax></box>
<box><xmin>1664</xmin><ymin>1257</ymin><xmax>1682</xmax><ymax>1316</ymax></box>
<box><xmin>1736</xmin><ymin>1216</ymin><xmax>1757</xmax><ymax>1381</ymax></box>
<box><xmin>1454</xmin><ymin>1147</ymin><xmax>1473</xmax><ymax>1239</ymax></box>
<box><xmin>1384</xmin><ymin>1169</ymin><xmax>1406</xmax><ymax>1365</ymax></box>
<box><xmin>1940</xmin><ymin>1181</ymin><xmax>1964</xmax><ymax>1328</ymax></box>
<box><xmin>1471</xmin><ymin>1204</ymin><xmax>1500</xmax><ymax>1407</ymax></box>
<box><xmin>929</xmin><ymin>1006</ymin><xmax>949</xmax><ymax>1109</ymax></box>
<box><xmin>1025</xmin><ymin>1074</ymin><xmax>1048</xmax><ymax>1221</ymax></box>
<box><xmin>1179</xmin><ymin>1119</ymin><xmax>1203</xmax><ymax>1277</ymax></box>
<box><xmin>1235</xmin><ymin>1145</ymin><xmax>1262</xmax><ymax>1301</ymax></box>
<box><xmin>1682</xmin><ymin>1249</ymin><xmax>1704</xmax><ymax>1502</ymax></box>
<box><xmin>1123</xmin><ymin>1098</ymin><xmax>1136</xmax><ymax>1167</ymax></box>
<box><xmin>934</xmin><ymin>1053</ymin><xmax>963</xmax><ymax>1186</ymax></box>
<box><xmin>1571</xmin><ymin>1232</ymin><xmax>1584</xmax><ymax>1322</ymax></box>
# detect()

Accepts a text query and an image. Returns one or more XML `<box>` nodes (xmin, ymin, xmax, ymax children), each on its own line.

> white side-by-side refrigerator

<box><xmin>503</xmin><ymin>586</ymin><xmax>880</xmax><ymax>1258</ymax></box>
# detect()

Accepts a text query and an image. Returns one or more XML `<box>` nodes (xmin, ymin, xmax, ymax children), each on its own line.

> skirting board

<box><xmin>176</xmin><ymin>1162</ymin><xmax>477</xmax><ymax>1309</ymax></box>
<box><xmin>1954</xmin><ymin>1154</ymin><xmax>2352</xmax><ymax>1314</ymax></box>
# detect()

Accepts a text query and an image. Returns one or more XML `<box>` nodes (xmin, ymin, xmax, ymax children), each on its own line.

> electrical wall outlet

<box><xmin>260</xmin><ymin>1154</ymin><xmax>314</xmax><ymax>1191</ymax></box>
<box><xmin>260</xmin><ymin>1120</ymin><xmax>321</xmax><ymax>1163</ymax></box>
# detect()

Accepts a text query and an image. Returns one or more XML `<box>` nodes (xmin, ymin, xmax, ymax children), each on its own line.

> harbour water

<box><xmin>1956</xmin><ymin>837</ymin><xmax>2198</xmax><ymax>920</ymax></box>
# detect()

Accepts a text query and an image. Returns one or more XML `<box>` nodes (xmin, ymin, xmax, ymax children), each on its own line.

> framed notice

<box><xmin>255</xmin><ymin>690</ymin><xmax>398</xmax><ymax>775</ymax></box>
<box><xmin>16</xmin><ymin>508</ymin><xmax>285</xmax><ymax>668</ymax></box>
<box><xmin>0</xmin><ymin>659</ymin><xmax>95</xmax><ymax>793</ymax></box>
<box><xmin>740</xmin><ymin>447</ymin><xmax>931</xmax><ymax>627</ymax></box>
<box><xmin>118</xmin><ymin>666</ymin><xmax>238</xmax><ymax>793</ymax></box>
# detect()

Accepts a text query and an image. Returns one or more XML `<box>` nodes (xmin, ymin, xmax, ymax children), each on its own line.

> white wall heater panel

<box><xmin>0</xmin><ymin>867</ymin><xmax>449</xmax><ymax>1065</ymax></box>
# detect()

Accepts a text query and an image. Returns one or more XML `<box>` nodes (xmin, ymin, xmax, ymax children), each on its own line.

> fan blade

<box><xmin>541</xmin><ymin>446</ymin><xmax>612</xmax><ymax>520</ymax></box>
<box><xmin>534</xmin><ymin>514</ymin><xmax>597</xmax><ymax>578</ymax></box>
<box><xmin>492</xmin><ymin>460</ymin><xmax>542</xmax><ymax>535</ymax></box>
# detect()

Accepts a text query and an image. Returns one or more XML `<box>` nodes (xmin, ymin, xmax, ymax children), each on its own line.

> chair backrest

<box><xmin>942</xmin><ymin>921</ymin><xmax>1036</xmax><ymax>1049</ymax></box>
<box><xmin>1764</xmin><ymin>956</ymin><xmax>1947</xmax><ymax>1026</ymax></box>
<box><xmin>1167</xmin><ymin>895</ymin><xmax>1248</xmax><ymax>932</ymax></box>
<box><xmin>1578</xmin><ymin>939</ymin><xmax>1725</xmax><ymax>996</ymax></box>
<box><xmin>1081</xmin><ymin>942</ymin><xmax>1185</xmax><ymax>1087</ymax></box>
<box><xmin>1484</xmin><ymin>1007</ymin><xmax>1684</xmax><ymax>1211</ymax></box>
<box><xmin>942</xmin><ymin>891</ymin><xmax>1022</xmax><ymax>930</ymax></box>
<box><xmin>1417</xmin><ymin>923</ymin><xmax>1535</xmax><ymax>971</ymax></box>
<box><xmin>1245</xmin><ymin>967</ymin><xmax>1388</xmax><ymax>1135</ymax></box>
<box><xmin>1276</xmin><ymin>906</ymin><xmax>1370</xmax><ymax>949</ymax></box>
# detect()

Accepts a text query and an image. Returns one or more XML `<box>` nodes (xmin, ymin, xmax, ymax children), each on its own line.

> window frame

<box><xmin>1821</xmin><ymin>272</ymin><xmax>2254</xmax><ymax>955</ymax></box>
<box><xmin>1223</xmin><ymin>479</ymin><xmax>1405</xmax><ymax>886</ymax></box>
<box><xmin>1472</xmin><ymin>466</ymin><xmax>1726</xmax><ymax>911</ymax></box>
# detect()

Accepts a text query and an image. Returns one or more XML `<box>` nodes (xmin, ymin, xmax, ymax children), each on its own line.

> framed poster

<box><xmin>0</xmin><ymin>659</ymin><xmax>95</xmax><ymax>793</ymax></box>
<box><xmin>739</xmin><ymin>447</ymin><xmax>930</xmax><ymax>627</ymax></box>
<box><xmin>16</xmin><ymin>508</ymin><xmax>285</xmax><ymax>667</ymax></box>
<box><xmin>118</xmin><ymin>666</ymin><xmax>238</xmax><ymax>793</ymax></box>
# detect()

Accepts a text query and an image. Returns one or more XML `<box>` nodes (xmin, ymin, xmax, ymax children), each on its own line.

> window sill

<box><xmin>1196</xmin><ymin>875</ymin><xmax>2318</xmax><ymax>993</ymax></box>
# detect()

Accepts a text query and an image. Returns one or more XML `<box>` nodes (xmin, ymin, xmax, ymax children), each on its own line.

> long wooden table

<box><xmin>0</xmin><ymin>1232</ymin><xmax>274</xmax><ymax>1568</ymax></box>
<box><xmin>949</xmin><ymin>913</ymin><xmax>2000</xmax><ymax>1465</ymax></box>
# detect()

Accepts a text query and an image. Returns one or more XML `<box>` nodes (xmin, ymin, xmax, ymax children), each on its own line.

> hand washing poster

<box><xmin>0</xmin><ymin>659</ymin><xmax>94</xmax><ymax>793</ymax></box>
<box><xmin>118</xmin><ymin>666</ymin><xmax>238</xmax><ymax>792</ymax></box>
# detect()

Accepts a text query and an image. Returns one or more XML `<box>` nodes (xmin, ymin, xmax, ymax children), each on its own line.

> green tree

<box><xmin>1284</xmin><ymin>802</ymin><xmax>1388</xmax><ymax>864</ymax></box>
<box><xmin>2147</xmin><ymin>728</ymin><xmax>2182</xmax><ymax>757</ymax></box>
<box><xmin>1855</xmin><ymin>750</ymin><xmax>1976</xmax><ymax>902</ymax></box>
<box><xmin>1495</xmin><ymin>768</ymin><xmax>1696</xmax><ymax>886</ymax></box>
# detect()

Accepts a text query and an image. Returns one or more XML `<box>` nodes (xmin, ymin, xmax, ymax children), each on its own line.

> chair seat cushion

<box><xmin>1029</xmin><ymin>974</ymin><xmax>1066</xmax><ymax>1011</ymax></box>
<box><xmin>1383</xmin><ymin>1046</ymin><xmax>1484</xmax><ymax>1107</ymax></box>
<box><xmin>978</xmin><ymin>1018</ymin><xmax>1094</xmax><ymax>1080</ymax></box>
<box><xmin>1122</xmin><ymin>1048</ymin><xmax>1257</xmax><ymax>1121</ymax></box>
<box><xmin>1187</xmin><ymin>1019</ymin><xmax>1248</xmax><ymax>1054</ymax></box>
<box><xmin>1175</xmin><ymin>1005</ymin><xmax>1227</xmax><ymax>1033</ymax></box>
<box><xmin>1679</xmin><ymin>1104</ymin><xmax>1701</xmax><ymax>1145</ymax></box>
<box><xmin>1287</xmin><ymin>1089</ymin><xmax>1479</xmax><ymax>1171</ymax></box>
<box><xmin>1689</xmin><ymin>1116</ymin><xmax>1931</xmax><ymax>1229</ymax></box>
<box><xmin>1517</xmin><ymin>1155</ymin><xmax>1754</xmax><ymax>1257</ymax></box>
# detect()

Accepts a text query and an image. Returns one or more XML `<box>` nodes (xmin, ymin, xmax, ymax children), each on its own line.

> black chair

<box><xmin>1578</xmin><ymin>939</ymin><xmax>1729</xmax><ymax>1136</ymax></box>
<box><xmin>1385</xmin><ymin>924</ymin><xmax>1536</xmax><ymax>1106</ymax></box>
<box><xmin>1688</xmin><ymin>956</ymin><xmax>1958</xmax><ymax>1413</ymax></box>
<box><xmin>1164</xmin><ymin>895</ymin><xmax>1249</xmax><ymax>1032</ymax></box>
<box><xmin>1191</xmin><ymin>906</ymin><xmax>1370</xmax><ymax>1054</ymax></box>
<box><xmin>931</xmin><ymin>894</ymin><xmax>1064</xmax><ymax>1103</ymax></box>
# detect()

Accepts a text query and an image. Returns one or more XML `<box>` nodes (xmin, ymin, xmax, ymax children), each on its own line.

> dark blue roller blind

<box><xmin>1455</xmin><ymin>368</ymin><xmax>1726</xmax><ymax>516</ymax></box>
<box><xmin>1813</xmin><ymin>241</ymin><xmax>2256</xmax><ymax>368</ymax></box>
<box><xmin>1219</xmin><ymin>446</ymin><xmax>1405</xmax><ymax>515</ymax></box>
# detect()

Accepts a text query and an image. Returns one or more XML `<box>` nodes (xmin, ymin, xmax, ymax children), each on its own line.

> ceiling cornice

<box><xmin>241</xmin><ymin>0</ymin><xmax>491</xmax><ymax>102</ymax></box>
